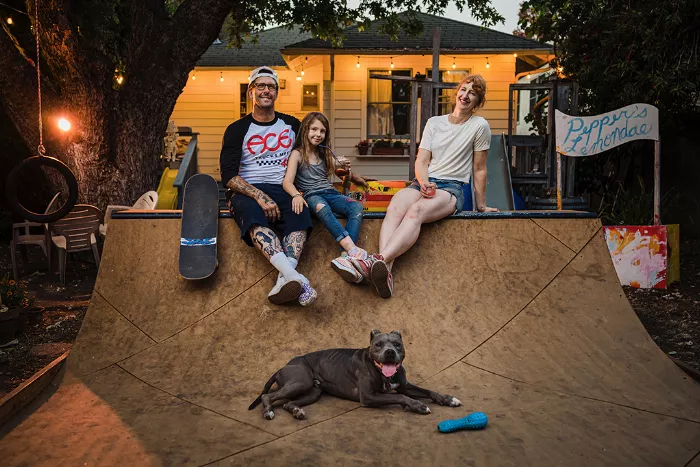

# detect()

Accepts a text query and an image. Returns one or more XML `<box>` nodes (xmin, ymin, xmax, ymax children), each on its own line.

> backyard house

<box><xmin>170</xmin><ymin>13</ymin><xmax>552</xmax><ymax>181</ymax></box>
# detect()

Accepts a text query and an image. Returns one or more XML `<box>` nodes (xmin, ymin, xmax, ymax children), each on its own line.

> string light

<box><xmin>58</xmin><ymin>118</ymin><xmax>71</xmax><ymax>132</ymax></box>
<box><xmin>220</xmin><ymin>71</ymin><xmax>224</xmax><ymax>82</ymax></box>
<box><xmin>301</xmin><ymin>63</ymin><xmax>304</xmax><ymax>76</ymax></box>
<box><xmin>527</xmin><ymin>73</ymin><xmax>532</xmax><ymax>79</ymax></box>
<box><xmin>390</xmin><ymin>57</ymin><xmax>394</xmax><ymax>69</ymax></box>
<box><xmin>191</xmin><ymin>70</ymin><xmax>196</xmax><ymax>80</ymax></box>
<box><xmin>452</xmin><ymin>57</ymin><xmax>456</xmax><ymax>69</ymax></box>
<box><xmin>7</xmin><ymin>17</ymin><xmax>13</xmax><ymax>25</ymax></box>
<box><xmin>485</xmin><ymin>56</ymin><xmax>490</xmax><ymax>69</ymax></box>
<box><xmin>296</xmin><ymin>71</ymin><xmax>302</xmax><ymax>81</ymax></box>
<box><xmin>356</xmin><ymin>56</ymin><xmax>360</xmax><ymax>69</ymax></box>
<box><xmin>513</xmin><ymin>53</ymin><xmax>518</xmax><ymax>57</ymax></box>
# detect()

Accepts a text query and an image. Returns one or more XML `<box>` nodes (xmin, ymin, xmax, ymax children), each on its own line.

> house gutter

<box><xmin>281</xmin><ymin>48</ymin><xmax>552</xmax><ymax>56</ymax></box>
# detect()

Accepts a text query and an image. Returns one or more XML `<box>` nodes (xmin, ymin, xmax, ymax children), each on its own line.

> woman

<box><xmin>351</xmin><ymin>74</ymin><xmax>498</xmax><ymax>299</ymax></box>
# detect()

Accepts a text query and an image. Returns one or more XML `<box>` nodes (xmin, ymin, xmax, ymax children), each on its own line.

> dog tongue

<box><xmin>381</xmin><ymin>363</ymin><xmax>398</xmax><ymax>377</ymax></box>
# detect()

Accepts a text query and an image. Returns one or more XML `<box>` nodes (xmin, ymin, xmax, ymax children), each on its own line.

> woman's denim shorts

<box><xmin>406</xmin><ymin>177</ymin><xmax>466</xmax><ymax>212</ymax></box>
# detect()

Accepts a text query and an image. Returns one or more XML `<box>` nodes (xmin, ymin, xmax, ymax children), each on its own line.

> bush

<box><xmin>0</xmin><ymin>274</ymin><xmax>35</xmax><ymax>309</ymax></box>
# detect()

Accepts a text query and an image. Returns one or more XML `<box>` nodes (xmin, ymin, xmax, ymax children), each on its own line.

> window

<box><xmin>239</xmin><ymin>83</ymin><xmax>251</xmax><ymax>118</ymax></box>
<box><xmin>301</xmin><ymin>84</ymin><xmax>320</xmax><ymax>111</ymax></box>
<box><xmin>367</xmin><ymin>69</ymin><xmax>411</xmax><ymax>139</ymax></box>
<box><xmin>427</xmin><ymin>69</ymin><xmax>471</xmax><ymax>116</ymax></box>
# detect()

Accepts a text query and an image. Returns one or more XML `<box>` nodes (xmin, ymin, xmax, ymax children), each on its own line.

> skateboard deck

<box><xmin>179</xmin><ymin>174</ymin><xmax>219</xmax><ymax>280</ymax></box>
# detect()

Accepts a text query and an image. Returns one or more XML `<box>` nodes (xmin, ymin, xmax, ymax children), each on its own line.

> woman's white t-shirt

<box><xmin>418</xmin><ymin>114</ymin><xmax>491</xmax><ymax>183</ymax></box>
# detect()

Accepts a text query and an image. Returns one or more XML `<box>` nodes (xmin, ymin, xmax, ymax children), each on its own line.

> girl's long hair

<box><xmin>295</xmin><ymin>112</ymin><xmax>334</xmax><ymax>178</ymax></box>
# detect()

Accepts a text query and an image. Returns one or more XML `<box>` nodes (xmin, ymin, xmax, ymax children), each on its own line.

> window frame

<box><xmin>301</xmin><ymin>83</ymin><xmax>320</xmax><ymax>111</ymax></box>
<box><xmin>366</xmin><ymin>68</ymin><xmax>413</xmax><ymax>140</ymax></box>
<box><xmin>425</xmin><ymin>68</ymin><xmax>472</xmax><ymax>116</ymax></box>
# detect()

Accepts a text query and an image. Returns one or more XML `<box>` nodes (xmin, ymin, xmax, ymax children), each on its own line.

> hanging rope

<box><xmin>34</xmin><ymin>0</ymin><xmax>45</xmax><ymax>156</ymax></box>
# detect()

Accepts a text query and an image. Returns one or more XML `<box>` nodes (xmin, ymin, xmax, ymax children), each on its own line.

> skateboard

<box><xmin>179</xmin><ymin>174</ymin><xmax>219</xmax><ymax>279</ymax></box>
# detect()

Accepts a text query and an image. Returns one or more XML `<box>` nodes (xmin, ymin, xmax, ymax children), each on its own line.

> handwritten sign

<box><xmin>556</xmin><ymin>104</ymin><xmax>659</xmax><ymax>157</ymax></box>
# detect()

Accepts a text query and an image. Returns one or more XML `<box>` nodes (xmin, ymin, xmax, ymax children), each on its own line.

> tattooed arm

<box><xmin>226</xmin><ymin>176</ymin><xmax>280</xmax><ymax>221</ymax></box>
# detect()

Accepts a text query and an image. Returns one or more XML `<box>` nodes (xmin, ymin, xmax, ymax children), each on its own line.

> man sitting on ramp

<box><xmin>220</xmin><ymin>66</ymin><xmax>316</xmax><ymax>306</ymax></box>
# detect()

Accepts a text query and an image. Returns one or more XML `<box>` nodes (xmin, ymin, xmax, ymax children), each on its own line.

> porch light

<box><xmin>356</xmin><ymin>56</ymin><xmax>360</xmax><ymax>69</ymax></box>
<box><xmin>58</xmin><ymin>118</ymin><xmax>71</xmax><ymax>132</ymax></box>
<box><xmin>390</xmin><ymin>57</ymin><xmax>394</xmax><ymax>69</ymax></box>
<box><xmin>6</xmin><ymin>17</ymin><xmax>13</xmax><ymax>25</ymax></box>
<box><xmin>452</xmin><ymin>57</ymin><xmax>456</xmax><ymax>69</ymax></box>
<box><xmin>485</xmin><ymin>57</ymin><xmax>490</xmax><ymax>69</ymax></box>
<box><xmin>527</xmin><ymin>73</ymin><xmax>532</xmax><ymax>79</ymax></box>
<box><xmin>220</xmin><ymin>72</ymin><xmax>224</xmax><ymax>82</ymax></box>
<box><xmin>513</xmin><ymin>53</ymin><xmax>518</xmax><ymax>57</ymax></box>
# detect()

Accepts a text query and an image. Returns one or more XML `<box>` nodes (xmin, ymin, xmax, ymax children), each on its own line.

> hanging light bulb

<box><xmin>356</xmin><ymin>56</ymin><xmax>360</xmax><ymax>69</ymax></box>
<box><xmin>527</xmin><ymin>73</ymin><xmax>532</xmax><ymax>79</ymax></box>
<box><xmin>513</xmin><ymin>53</ymin><xmax>518</xmax><ymax>58</ymax></box>
<box><xmin>247</xmin><ymin>71</ymin><xmax>251</xmax><ymax>81</ymax></box>
<box><xmin>191</xmin><ymin>70</ymin><xmax>196</xmax><ymax>80</ymax></box>
<box><xmin>6</xmin><ymin>17</ymin><xmax>13</xmax><ymax>25</ymax></box>
<box><xmin>452</xmin><ymin>57</ymin><xmax>456</xmax><ymax>69</ymax></box>
<box><xmin>485</xmin><ymin>57</ymin><xmax>490</xmax><ymax>69</ymax></box>
<box><xmin>296</xmin><ymin>71</ymin><xmax>302</xmax><ymax>81</ymax></box>
<box><xmin>220</xmin><ymin>72</ymin><xmax>224</xmax><ymax>82</ymax></box>
<box><xmin>58</xmin><ymin>118</ymin><xmax>71</xmax><ymax>132</ymax></box>
<box><xmin>301</xmin><ymin>63</ymin><xmax>304</xmax><ymax>76</ymax></box>
<box><xmin>390</xmin><ymin>57</ymin><xmax>394</xmax><ymax>69</ymax></box>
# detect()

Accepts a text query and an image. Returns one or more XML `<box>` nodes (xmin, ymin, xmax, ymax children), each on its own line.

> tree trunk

<box><xmin>0</xmin><ymin>0</ymin><xmax>237</xmax><ymax>211</ymax></box>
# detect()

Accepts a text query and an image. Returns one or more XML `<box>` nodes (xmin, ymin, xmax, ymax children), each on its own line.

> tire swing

<box><xmin>5</xmin><ymin>0</ymin><xmax>78</xmax><ymax>223</ymax></box>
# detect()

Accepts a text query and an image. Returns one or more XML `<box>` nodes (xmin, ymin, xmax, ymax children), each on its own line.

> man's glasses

<box><xmin>251</xmin><ymin>83</ymin><xmax>278</xmax><ymax>92</ymax></box>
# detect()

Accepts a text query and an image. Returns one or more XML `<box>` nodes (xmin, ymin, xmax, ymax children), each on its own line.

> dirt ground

<box><xmin>0</xmin><ymin>232</ymin><xmax>698</xmax><ymax>398</ymax></box>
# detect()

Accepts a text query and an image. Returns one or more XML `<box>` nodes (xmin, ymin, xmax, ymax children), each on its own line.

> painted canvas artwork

<box><xmin>604</xmin><ymin>226</ymin><xmax>668</xmax><ymax>289</ymax></box>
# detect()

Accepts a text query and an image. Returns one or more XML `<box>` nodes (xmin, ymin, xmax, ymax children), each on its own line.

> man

<box><xmin>220</xmin><ymin>66</ymin><xmax>316</xmax><ymax>306</ymax></box>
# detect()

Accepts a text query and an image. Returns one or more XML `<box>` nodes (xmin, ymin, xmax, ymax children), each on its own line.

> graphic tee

<box><xmin>220</xmin><ymin>112</ymin><xmax>300</xmax><ymax>187</ymax></box>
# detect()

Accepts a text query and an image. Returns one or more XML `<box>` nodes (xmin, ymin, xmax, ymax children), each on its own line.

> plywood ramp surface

<box><xmin>1</xmin><ymin>218</ymin><xmax>698</xmax><ymax>466</ymax></box>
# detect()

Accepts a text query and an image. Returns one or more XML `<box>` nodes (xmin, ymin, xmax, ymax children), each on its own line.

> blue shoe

<box><xmin>437</xmin><ymin>412</ymin><xmax>488</xmax><ymax>433</ymax></box>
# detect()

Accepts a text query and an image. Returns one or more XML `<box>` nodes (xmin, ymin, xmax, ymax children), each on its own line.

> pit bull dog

<box><xmin>248</xmin><ymin>329</ymin><xmax>462</xmax><ymax>420</ymax></box>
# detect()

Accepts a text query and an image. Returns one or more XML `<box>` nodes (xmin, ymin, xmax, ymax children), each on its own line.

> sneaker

<box><xmin>349</xmin><ymin>253</ymin><xmax>382</xmax><ymax>283</ymax></box>
<box><xmin>298</xmin><ymin>275</ymin><xmax>318</xmax><ymax>306</ymax></box>
<box><xmin>331</xmin><ymin>256</ymin><xmax>363</xmax><ymax>283</ymax></box>
<box><xmin>268</xmin><ymin>273</ymin><xmax>303</xmax><ymax>305</ymax></box>
<box><xmin>347</xmin><ymin>247</ymin><xmax>368</xmax><ymax>260</ymax></box>
<box><xmin>370</xmin><ymin>257</ymin><xmax>394</xmax><ymax>299</ymax></box>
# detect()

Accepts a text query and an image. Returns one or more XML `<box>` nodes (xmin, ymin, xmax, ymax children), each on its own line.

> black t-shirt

<box><xmin>219</xmin><ymin>112</ymin><xmax>301</xmax><ymax>187</ymax></box>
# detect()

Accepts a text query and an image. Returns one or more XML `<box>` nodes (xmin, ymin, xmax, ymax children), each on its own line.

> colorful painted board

<box><xmin>603</xmin><ymin>225</ymin><xmax>679</xmax><ymax>289</ymax></box>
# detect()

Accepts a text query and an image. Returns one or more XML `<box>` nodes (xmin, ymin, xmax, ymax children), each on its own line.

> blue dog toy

<box><xmin>437</xmin><ymin>412</ymin><xmax>488</xmax><ymax>433</ymax></box>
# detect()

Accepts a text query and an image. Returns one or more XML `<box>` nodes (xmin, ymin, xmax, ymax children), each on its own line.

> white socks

<box><xmin>270</xmin><ymin>252</ymin><xmax>301</xmax><ymax>281</ymax></box>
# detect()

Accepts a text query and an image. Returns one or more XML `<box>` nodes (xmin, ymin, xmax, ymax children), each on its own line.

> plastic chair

<box><xmin>49</xmin><ymin>204</ymin><xmax>103</xmax><ymax>285</ymax></box>
<box><xmin>99</xmin><ymin>191</ymin><xmax>158</xmax><ymax>236</ymax></box>
<box><xmin>10</xmin><ymin>193</ymin><xmax>61</xmax><ymax>281</ymax></box>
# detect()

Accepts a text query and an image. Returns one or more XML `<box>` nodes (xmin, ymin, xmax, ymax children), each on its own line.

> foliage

<box><xmin>373</xmin><ymin>139</ymin><xmax>392</xmax><ymax>148</ymax></box>
<box><xmin>393</xmin><ymin>140</ymin><xmax>407</xmax><ymax>148</ymax></box>
<box><xmin>0</xmin><ymin>274</ymin><xmax>35</xmax><ymax>309</ymax></box>
<box><xmin>599</xmin><ymin>175</ymin><xmax>681</xmax><ymax>226</ymax></box>
<box><xmin>517</xmin><ymin>0</ymin><xmax>700</xmax><ymax>127</ymax></box>
<box><xmin>357</xmin><ymin>140</ymin><xmax>370</xmax><ymax>147</ymax></box>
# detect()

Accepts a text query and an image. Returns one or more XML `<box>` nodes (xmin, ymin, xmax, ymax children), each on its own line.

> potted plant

<box><xmin>356</xmin><ymin>140</ymin><xmax>370</xmax><ymax>155</ymax></box>
<box><xmin>373</xmin><ymin>138</ymin><xmax>406</xmax><ymax>155</ymax></box>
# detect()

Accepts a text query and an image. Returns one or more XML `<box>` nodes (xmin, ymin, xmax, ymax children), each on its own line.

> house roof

<box><xmin>283</xmin><ymin>12</ymin><xmax>550</xmax><ymax>54</ymax></box>
<box><xmin>196</xmin><ymin>25</ymin><xmax>312</xmax><ymax>68</ymax></box>
<box><xmin>196</xmin><ymin>13</ymin><xmax>550</xmax><ymax>68</ymax></box>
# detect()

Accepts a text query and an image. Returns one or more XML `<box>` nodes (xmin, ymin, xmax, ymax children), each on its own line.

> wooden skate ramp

<box><xmin>1</xmin><ymin>214</ymin><xmax>699</xmax><ymax>466</ymax></box>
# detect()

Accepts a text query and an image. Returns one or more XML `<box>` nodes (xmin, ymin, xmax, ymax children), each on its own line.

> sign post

<box><xmin>554</xmin><ymin>104</ymin><xmax>660</xmax><ymax>222</ymax></box>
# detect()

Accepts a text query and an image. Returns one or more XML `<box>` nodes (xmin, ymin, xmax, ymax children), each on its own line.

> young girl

<box><xmin>283</xmin><ymin>112</ymin><xmax>371</xmax><ymax>284</ymax></box>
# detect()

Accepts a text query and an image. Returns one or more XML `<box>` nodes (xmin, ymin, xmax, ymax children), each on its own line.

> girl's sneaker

<box><xmin>298</xmin><ymin>275</ymin><xmax>317</xmax><ymax>306</ymax></box>
<box><xmin>349</xmin><ymin>253</ymin><xmax>382</xmax><ymax>283</ymax></box>
<box><xmin>331</xmin><ymin>256</ymin><xmax>363</xmax><ymax>283</ymax></box>
<box><xmin>347</xmin><ymin>246</ymin><xmax>368</xmax><ymax>260</ymax></box>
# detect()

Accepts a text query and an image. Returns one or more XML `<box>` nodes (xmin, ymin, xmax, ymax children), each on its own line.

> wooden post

<box><xmin>654</xmin><ymin>138</ymin><xmax>661</xmax><ymax>225</ymax></box>
<box><xmin>409</xmin><ymin>82</ymin><xmax>419</xmax><ymax>181</ymax></box>
<box><xmin>432</xmin><ymin>27</ymin><xmax>441</xmax><ymax>84</ymax></box>
<box><xmin>556</xmin><ymin>152</ymin><xmax>563</xmax><ymax>210</ymax></box>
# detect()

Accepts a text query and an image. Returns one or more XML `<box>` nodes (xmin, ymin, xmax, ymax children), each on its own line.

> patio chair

<box><xmin>99</xmin><ymin>191</ymin><xmax>158</xmax><ymax>236</ymax></box>
<box><xmin>49</xmin><ymin>204</ymin><xmax>103</xmax><ymax>285</ymax></box>
<box><xmin>10</xmin><ymin>193</ymin><xmax>61</xmax><ymax>281</ymax></box>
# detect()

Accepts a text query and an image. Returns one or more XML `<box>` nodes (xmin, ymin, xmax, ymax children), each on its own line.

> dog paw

<box><xmin>292</xmin><ymin>408</ymin><xmax>306</xmax><ymax>420</ymax></box>
<box><xmin>447</xmin><ymin>396</ymin><xmax>462</xmax><ymax>407</ymax></box>
<box><xmin>410</xmin><ymin>403</ymin><xmax>431</xmax><ymax>414</ymax></box>
<box><xmin>263</xmin><ymin>410</ymin><xmax>275</xmax><ymax>420</ymax></box>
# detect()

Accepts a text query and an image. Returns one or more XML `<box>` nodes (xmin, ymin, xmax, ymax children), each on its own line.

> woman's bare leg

<box><xmin>379</xmin><ymin>190</ymin><xmax>456</xmax><ymax>263</ymax></box>
<box><xmin>379</xmin><ymin>189</ymin><xmax>422</xmax><ymax>270</ymax></box>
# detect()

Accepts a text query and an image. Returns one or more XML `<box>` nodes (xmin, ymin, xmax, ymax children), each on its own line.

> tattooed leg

<box><xmin>251</xmin><ymin>226</ymin><xmax>284</xmax><ymax>260</ymax></box>
<box><xmin>282</xmin><ymin>231</ymin><xmax>307</xmax><ymax>261</ymax></box>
